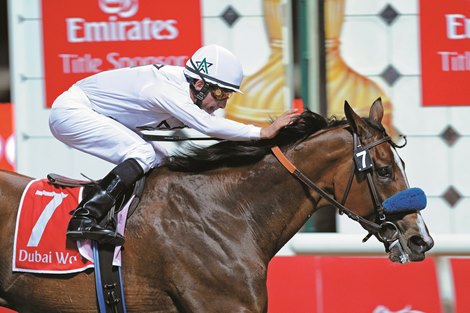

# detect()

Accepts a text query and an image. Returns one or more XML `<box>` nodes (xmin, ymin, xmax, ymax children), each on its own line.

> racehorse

<box><xmin>0</xmin><ymin>99</ymin><xmax>433</xmax><ymax>313</ymax></box>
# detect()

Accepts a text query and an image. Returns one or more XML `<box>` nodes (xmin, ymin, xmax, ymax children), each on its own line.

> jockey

<box><xmin>49</xmin><ymin>44</ymin><xmax>298</xmax><ymax>245</ymax></box>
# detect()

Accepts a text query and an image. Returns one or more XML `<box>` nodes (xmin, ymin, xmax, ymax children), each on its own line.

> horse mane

<box><xmin>161</xmin><ymin>111</ymin><xmax>347</xmax><ymax>172</ymax></box>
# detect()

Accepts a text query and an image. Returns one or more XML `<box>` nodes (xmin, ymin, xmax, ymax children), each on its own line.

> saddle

<box><xmin>47</xmin><ymin>173</ymin><xmax>146</xmax><ymax>313</ymax></box>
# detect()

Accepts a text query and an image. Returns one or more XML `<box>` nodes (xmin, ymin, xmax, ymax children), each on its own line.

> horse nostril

<box><xmin>409</xmin><ymin>236</ymin><xmax>428</xmax><ymax>253</ymax></box>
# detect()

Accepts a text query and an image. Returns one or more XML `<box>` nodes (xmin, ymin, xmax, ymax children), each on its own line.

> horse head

<box><xmin>334</xmin><ymin>98</ymin><xmax>434</xmax><ymax>262</ymax></box>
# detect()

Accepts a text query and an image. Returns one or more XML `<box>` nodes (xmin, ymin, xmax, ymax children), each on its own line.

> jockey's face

<box><xmin>193</xmin><ymin>80</ymin><xmax>231</xmax><ymax>114</ymax></box>
<box><xmin>201</xmin><ymin>91</ymin><xmax>229</xmax><ymax>114</ymax></box>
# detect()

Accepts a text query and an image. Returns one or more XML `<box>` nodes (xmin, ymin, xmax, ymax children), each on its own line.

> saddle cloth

<box><xmin>12</xmin><ymin>179</ymin><xmax>129</xmax><ymax>274</ymax></box>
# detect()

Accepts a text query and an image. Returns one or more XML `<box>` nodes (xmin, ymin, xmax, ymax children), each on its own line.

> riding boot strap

<box><xmin>111</xmin><ymin>158</ymin><xmax>144</xmax><ymax>184</ymax></box>
<box><xmin>99</xmin><ymin>173</ymin><xmax>126</xmax><ymax>201</ymax></box>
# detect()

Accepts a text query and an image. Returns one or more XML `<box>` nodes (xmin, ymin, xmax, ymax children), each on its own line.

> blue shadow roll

<box><xmin>382</xmin><ymin>187</ymin><xmax>427</xmax><ymax>214</ymax></box>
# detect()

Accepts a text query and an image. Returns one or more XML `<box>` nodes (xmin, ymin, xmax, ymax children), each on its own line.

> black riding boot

<box><xmin>66</xmin><ymin>158</ymin><xmax>144</xmax><ymax>245</ymax></box>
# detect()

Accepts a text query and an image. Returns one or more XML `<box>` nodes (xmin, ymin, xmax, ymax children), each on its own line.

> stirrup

<box><xmin>67</xmin><ymin>229</ymin><xmax>125</xmax><ymax>246</ymax></box>
<box><xmin>67</xmin><ymin>215</ymin><xmax>125</xmax><ymax>246</ymax></box>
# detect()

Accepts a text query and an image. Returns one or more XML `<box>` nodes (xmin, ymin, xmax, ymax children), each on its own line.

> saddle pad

<box><xmin>12</xmin><ymin>179</ymin><xmax>94</xmax><ymax>273</ymax></box>
<box><xmin>12</xmin><ymin>179</ymin><xmax>129</xmax><ymax>274</ymax></box>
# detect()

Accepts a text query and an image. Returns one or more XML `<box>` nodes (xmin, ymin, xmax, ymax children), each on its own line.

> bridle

<box><xmin>271</xmin><ymin>127</ymin><xmax>407</xmax><ymax>248</ymax></box>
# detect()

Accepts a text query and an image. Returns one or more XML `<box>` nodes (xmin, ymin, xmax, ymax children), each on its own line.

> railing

<box><xmin>288</xmin><ymin>233</ymin><xmax>470</xmax><ymax>256</ymax></box>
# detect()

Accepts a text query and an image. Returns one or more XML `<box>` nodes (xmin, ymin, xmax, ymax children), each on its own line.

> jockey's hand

<box><xmin>260</xmin><ymin>109</ymin><xmax>300</xmax><ymax>139</ymax></box>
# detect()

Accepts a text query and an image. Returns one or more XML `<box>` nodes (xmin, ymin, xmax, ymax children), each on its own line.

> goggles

<box><xmin>209</xmin><ymin>85</ymin><xmax>233</xmax><ymax>101</ymax></box>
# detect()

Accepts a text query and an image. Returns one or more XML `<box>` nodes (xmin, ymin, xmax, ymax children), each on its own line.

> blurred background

<box><xmin>1</xmin><ymin>0</ymin><xmax>470</xmax><ymax>312</ymax></box>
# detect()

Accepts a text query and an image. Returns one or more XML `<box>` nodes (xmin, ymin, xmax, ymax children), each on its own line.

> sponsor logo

<box><xmin>99</xmin><ymin>0</ymin><xmax>139</xmax><ymax>18</ymax></box>
<box><xmin>41</xmin><ymin>0</ymin><xmax>201</xmax><ymax>106</ymax></box>
<box><xmin>66</xmin><ymin>0</ymin><xmax>179</xmax><ymax>43</ymax></box>
<box><xmin>18</xmin><ymin>250</ymin><xmax>79</xmax><ymax>265</ymax></box>
<box><xmin>420</xmin><ymin>0</ymin><xmax>470</xmax><ymax>105</ymax></box>
<box><xmin>373</xmin><ymin>305</ymin><xmax>426</xmax><ymax>313</ymax></box>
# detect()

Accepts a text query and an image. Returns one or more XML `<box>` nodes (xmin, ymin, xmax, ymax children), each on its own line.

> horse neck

<box><xmin>242</xmin><ymin>129</ymin><xmax>352</xmax><ymax>259</ymax></box>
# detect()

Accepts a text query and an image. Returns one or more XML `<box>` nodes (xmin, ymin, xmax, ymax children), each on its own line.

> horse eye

<box><xmin>376</xmin><ymin>166</ymin><xmax>392</xmax><ymax>178</ymax></box>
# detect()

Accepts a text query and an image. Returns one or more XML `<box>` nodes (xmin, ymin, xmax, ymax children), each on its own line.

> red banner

<box><xmin>0</xmin><ymin>103</ymin><xmax>15</xmax><ymax>171</ymax></box>
<box><xmin>320</xmin><ymin>257</ymin><xmax>442</xmax><ymax>313</ymax></box>
<box><xmin>267</xmin><ymin>256</ymin><xmax>318</xmax><ymax>313</ymax></box>
<box><xmin>420</xmin><ymin>0</ymin><xmax>470</xmax><ymax>106</ymax></box>
<box><xmin>452</xmin><ymin>258</ymin><xmax>470</xmax><ymax>313</ymax></box>
<box><xmin>268</xmin><ymin>256</ymin><xmax>443</xmax><ymax>313</ymax></box>
<box><xmin>41</xmin><ymin>0</ymin><xmax>202</xmax><ymax>107</ymax></box>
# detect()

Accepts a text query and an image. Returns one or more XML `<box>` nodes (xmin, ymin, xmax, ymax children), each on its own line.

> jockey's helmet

<box><xmin>184</xmin><ymin>44</ymin><xmax>244</xmax><ymax>93</ymax></box>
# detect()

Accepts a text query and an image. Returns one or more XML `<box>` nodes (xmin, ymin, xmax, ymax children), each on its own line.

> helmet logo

<box><xmin>195</xmin><ymin>58</ymin><xmax>213</xmax><ymax>74</ymax></box>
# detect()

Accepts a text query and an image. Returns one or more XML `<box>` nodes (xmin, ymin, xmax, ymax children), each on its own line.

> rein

<box><xmin>271</xmin><ymin>131</ymin><xmax>398</xmax><ymax>243</ymax></box>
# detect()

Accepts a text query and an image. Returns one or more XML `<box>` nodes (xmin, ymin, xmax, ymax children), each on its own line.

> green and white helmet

<box><xmin>184</xmin><ymin>44</ymin><xmax>244</xmax><ymax>93</ymax></box>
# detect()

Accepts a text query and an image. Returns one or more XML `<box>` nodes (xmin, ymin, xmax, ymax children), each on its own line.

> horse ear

<box><xmin>344</xmin><ymin>100</ymin><xmax>367</xmax><ymax>135</ymax></box>
<box><xmin>369</xmin><ymin>97</ymin><xmax>384</xmax><ymax>124</ymax></box>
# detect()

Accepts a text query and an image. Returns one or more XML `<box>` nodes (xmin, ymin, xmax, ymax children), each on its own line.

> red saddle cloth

<box><xmin>12</xmin><ymin>179</ymin><xmax>94</xmax><ymax>273</ymax></box>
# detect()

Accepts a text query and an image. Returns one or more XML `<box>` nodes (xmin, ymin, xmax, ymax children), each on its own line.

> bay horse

<box><xmin>0</xmin><ymin>99</ymin><xmax>433</xmax><ymax>313</ymax></box>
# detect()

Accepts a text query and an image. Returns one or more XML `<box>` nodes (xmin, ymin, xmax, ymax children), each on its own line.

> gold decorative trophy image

<box><xmin>325</xmin><ymin>0</ymin><xmax>396</xmax><ymax>137</ymax></box>
<box><xmin>225</xmin><ymin>0</ymin><xmax>288</xmax><ymax>126</ymax></box>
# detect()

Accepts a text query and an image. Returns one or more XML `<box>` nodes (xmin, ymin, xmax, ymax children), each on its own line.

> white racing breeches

<box><xmin>49</xmin><ymin>85</ymin><xmax>166</xmax><ymax>173</ymax></box>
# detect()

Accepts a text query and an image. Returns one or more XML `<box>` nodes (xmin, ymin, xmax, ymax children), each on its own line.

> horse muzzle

<box><xmin>387</xmin><ymin>231</ymin><xmax>434</xmax><ymax>263</ymax></box>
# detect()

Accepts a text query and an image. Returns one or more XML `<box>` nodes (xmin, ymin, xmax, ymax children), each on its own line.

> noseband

<box><xmin>271</xmin><ymin>129</ymin><xmax>403</xmax><ymax>246</ymax></box>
